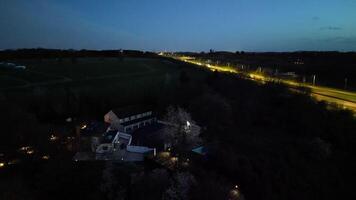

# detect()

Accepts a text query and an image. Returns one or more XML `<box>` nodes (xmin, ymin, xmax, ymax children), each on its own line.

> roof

<box><xmin>192</xmin><ymin>146</ymin><xmax>207</xmax><ymax>155</ymax></box>
<box><xmin>112</xmin><ymin>105</ymin><xmax>153</xmax><ymax>119</ymax></box>
<box><xmin>130</xmin><ymin>123</ymin><xmax>166</xmax><ymax>148</ymax></box>
<box><xmin>102</xmin><ymin>130</ymin><xmax>118</xmax><ymax>143</ymax></box>
<box><xmin>121</xmin><ymin>115</ymin><xmax>155</xmax><ymax>126</ymax></box>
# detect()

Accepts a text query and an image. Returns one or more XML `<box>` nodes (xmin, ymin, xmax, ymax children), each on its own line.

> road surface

<box><xmin>172</xmin><ymin>55</ymin><xmax>356</xmax><ymax>114</ymax></box>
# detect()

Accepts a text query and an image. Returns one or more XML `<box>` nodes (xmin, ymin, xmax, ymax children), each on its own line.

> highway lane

<box><xmin>172</xmin><ymin>55</ymin><xmax>356</xmax><ymax>114</ymax></box>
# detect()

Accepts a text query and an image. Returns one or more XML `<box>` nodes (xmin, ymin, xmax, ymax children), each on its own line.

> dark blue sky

<box><xmin>1</xmin><ymin>0</ymin><xmax>355</xmax><ymax>51</ymax></box>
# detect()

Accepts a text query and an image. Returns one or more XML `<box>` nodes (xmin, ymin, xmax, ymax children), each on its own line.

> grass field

<box><xmin>0</xmin><ymin>75</ymin><xmax>28</xmax><ymax>87</ymax></box>
<box><xmin>25</xmin><ymin>57</ymin><xmax>155</xmax><ymax>79</ymax></box>
<box><xmin>0</xmin><ymin>57</ymin><xmax>187</xmax><ymax>90</ymax></box>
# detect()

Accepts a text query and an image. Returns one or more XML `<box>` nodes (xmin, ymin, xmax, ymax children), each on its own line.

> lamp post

<box><xmin>312</xmin><ymin>75</ymin><xmax>316</xmax><ymax>86</ymax></box>
<box><xmin>344</xmin><ymin>78</ymin><xmax>348</xmax><ymax>89</ymax></box>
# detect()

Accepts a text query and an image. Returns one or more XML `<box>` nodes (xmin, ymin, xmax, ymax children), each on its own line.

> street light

<box><xmin>312</xmin><ymin>75</ymin><xmax>316</xmax><ymax>86</ymax></box>
<box><xmin>344</xmin><ymin>78</ymin><xmax>348</xmax><ymax>89</ymax></box>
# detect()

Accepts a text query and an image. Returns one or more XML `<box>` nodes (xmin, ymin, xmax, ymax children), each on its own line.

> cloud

<box><xmin>322</xmin><ymin>36</ymin><xmax>356</xmax><ymax>44</ymax></box>
<box><xmin>320</xmin><ymin>26</ymin><xmax>342</xmax><ymax>31</ymax></box>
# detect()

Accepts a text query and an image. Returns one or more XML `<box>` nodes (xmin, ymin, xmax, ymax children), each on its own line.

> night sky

<box><xmin>1</xmin><ymin>0</ymin><xmax>355</xmax><ymax>51</ymax></box>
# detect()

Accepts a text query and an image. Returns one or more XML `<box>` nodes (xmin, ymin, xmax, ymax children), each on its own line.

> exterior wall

<box><xmin>91</xmin><ymin>137</ymin><xmax>100</xmax><ymax>152</ymax></box>
<box><xmin>123</xmin><ymin>117</ymin><xmax>156</xmax><ymax>133</ymax></box>
<box><xmin>104</xmin><ymin>111</ymin><xmax>121</xmax><ymax>129</ymax></box>
<box><xmin>117</xmin><ymin>132</ymin><xmax>132</xmax><ymax>145</ymax></box>
<box><xmin>96</xmin><ymin>143</ymin><xmax>113</xmax><ymax>153</ymax></box>
<box><xmin>127</xmin><ymin>145</ymin><xmax>155</xmax><ymax>154</ymax></box>
<box><xmin>118</xmin><ymin>111</ymin><xmax>153</xmax><ymax>125</ymax></box>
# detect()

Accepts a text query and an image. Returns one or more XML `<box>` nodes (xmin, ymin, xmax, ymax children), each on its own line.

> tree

<box><xmin>131</xmin><ymin>169</ymin><xmax>170</xmax><ymax>200</ymax></box>
<box><xmin>164</xmin><ymin>172</ymin><xmax>196</xmax><ymax>200</ymax></box>
<box><xmin>162</xmin><ymin>106</ymin><xmax>201</xmax><ymax>152</ymax></box>
<box><xmin>100</xmin><ymin>161</ymin><xmax>126</xmax><ymax>200</ymax></box>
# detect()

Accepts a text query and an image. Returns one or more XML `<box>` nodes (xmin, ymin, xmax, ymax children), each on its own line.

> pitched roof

<box><xmin>121</xmin><ymin>115</ymin><xmax>155</xmax><ymax>126</ymax></box>
<box><xmin>130</xmin><ymin>123</ymin><xmax>166</xmax><ymax>147</ymax></box>
<box><xmin>111</xmin><ymin>105</ymin><xmax>153</xmax><ymax>119</ymax></box>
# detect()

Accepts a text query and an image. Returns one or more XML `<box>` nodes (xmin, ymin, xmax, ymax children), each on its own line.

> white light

<box><xmin>49</xmin><ymin>134</ymin><xmax>58</xmax><ymax>141</ymax></box>
<box><xmin>42</xmin><ymin>155</ymin><xmax>50</xmax><ymax>160</ymax></box>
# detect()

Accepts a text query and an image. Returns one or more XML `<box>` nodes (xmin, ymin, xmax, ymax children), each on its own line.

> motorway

<box><xmin>171</xmin><ymin>55</ymin><xmax>356</xmax><ymax>114</ymax></box>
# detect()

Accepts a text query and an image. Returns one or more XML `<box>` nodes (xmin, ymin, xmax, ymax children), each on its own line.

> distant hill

<box><xmin>0</xmin><ymin>49</ymin><xmax>159</xmax><ymax>60</ymax></box>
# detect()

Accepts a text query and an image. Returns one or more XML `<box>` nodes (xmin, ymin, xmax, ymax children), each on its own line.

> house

<box><xmin>74</xmin><ymin>106</ymin><xmax>165</xmax><ymax>161</ymax></box>
<box><xmin>92</xmin><ymin>130</ymin><xmax>133</xmax><ymax>154</ymax></box>
<box><xmin>89</xmin><ymin>128</ymin><xmax>156</xmax><ymax>160</ymax></box>
<box><xmin>104</xmin><ymin>105</ymin><xmax>156</xmax><ymax>132</ymax></box>
<box><xmin>74</xmin><ymin>128</ymin><xmax>155</xmax><ymax>161</ymax></box>
<box><xmin>93</xmin><ymin>106</ymin><xmax>158</xmax><ymax>157</ymax></box>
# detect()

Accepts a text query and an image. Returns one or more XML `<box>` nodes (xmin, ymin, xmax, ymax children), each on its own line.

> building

<box><xmin>104</xmin><ymin>105</ymin><xmax>156</xmax><ymax>132</ymax></box>
<box><xmin>91</xmin><ymin>130</ymin><xmax>132</xmax><ymax>154</ymax></box>
<box><xmin>73</xmin><ymin>105</ymin><xmax>184</xmax><ymax>162</ymax></box>
<box><xmin>74</xmin><ymin>106</ymin><xmax>158</xmax><ymax>161</ymax></box>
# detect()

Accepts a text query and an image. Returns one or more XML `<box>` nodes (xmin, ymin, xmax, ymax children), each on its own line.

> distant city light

<box><xmin>19</xmin><ymin>146</ymin><xmax>30</xmax><ymax>151</ymax></box>
<box><xmin>81</xmin><ymin>124</ymin><xmax>87</xmax><ymax>130</ymax></box>
<box><xmin>49</xmin><ymin>134</ymin><xmax>58</xmax><ymax>141</ymax></box>
<box><xmin>19</xmin><ymin>146</ymin><xmax>35</xmax><ymax>155</ymax></box>
<box><xmin>26</xmin><ymin>149</ymin><xmax>35</xmax><ymax>155</ymax></box>
<box><xmin>8</xmin><ymin>159</ymin><xmax>20</xmax><ymax>165</ymax></box>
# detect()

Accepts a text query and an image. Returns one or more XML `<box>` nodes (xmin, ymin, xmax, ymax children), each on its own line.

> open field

<box><xmin>0</xmin><ymin>57</ymin><xmax>187</xmax><ymax>90</ymax></box>
<box><xmin>0</xmin><ymin>56</ymin><xmax>207</xmax><ymax>120</ymax></box>
<box><xmin>0</xmin><ymin>75</ymin><xmax>28</xmax><ymax>87</ymax></box>
<box><xmin>24</xmin><ymin>57</ymin><xmax>154</xmax><ymax>79</ymax></box>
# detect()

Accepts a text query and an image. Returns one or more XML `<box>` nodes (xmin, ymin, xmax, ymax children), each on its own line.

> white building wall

<box><xmin>127</xmin><ymin>145</ymin><xmax>154</xmax><ymax>153</ymax></box>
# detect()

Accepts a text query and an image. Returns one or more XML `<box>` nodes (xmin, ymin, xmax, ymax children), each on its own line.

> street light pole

<box><xmin>312</xmin><ymin>75</ymin><xmax>316</xmax><ymax>86</ymax></box>
<box><xmin>344</xmin><ymin>78</ymin><xmax>348</xmax><ymax>89</ymax></box>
